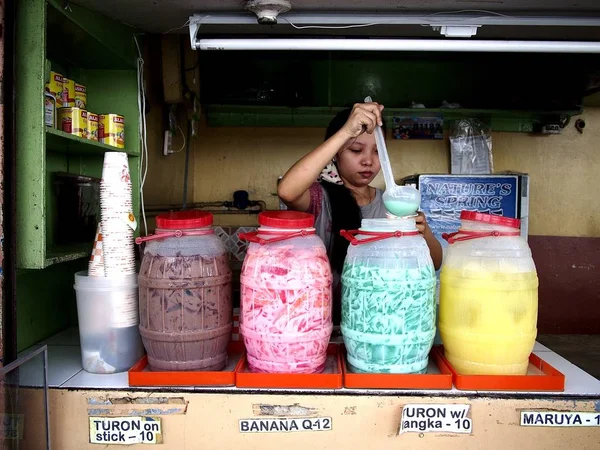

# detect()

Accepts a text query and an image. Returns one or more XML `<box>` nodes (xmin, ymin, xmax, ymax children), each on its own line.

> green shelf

<box><xmin>206</xmin><ymin>105</ymin><xmax>583</xmax><ymax>133</ymax></box>
<box><xmin>45</xmin><ymin>243</ymin><xmax>90</xmax><ymax>268</ymax></box>
<box><xmin>46</xmin><ymin>127</ymin><xmax>136</xmax><ymax>156</ymax></box>
<box><xmin>16</xmin><ymin>0</ymin><xmax>140</xmax><ymax>270</ymax></box>
<box><xmin>46</xmin><ymin>0</ymin><xmax>136</xmax><ymax>70</ymax></box>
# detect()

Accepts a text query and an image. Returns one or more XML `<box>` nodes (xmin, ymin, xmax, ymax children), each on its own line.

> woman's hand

<box><xmin>339</xmin><ymin>102</ymin><xmax>384</xmax><ymax>139</ymax></box>
<box><xmin>416</xmin><ymin>211</ymin><xmax>443</xmax><ymax>270</ymax></box>
<box><xmin>415</xmin><ymin>211</ymin><xmax>430</xmax><ymax>235</ymax></box>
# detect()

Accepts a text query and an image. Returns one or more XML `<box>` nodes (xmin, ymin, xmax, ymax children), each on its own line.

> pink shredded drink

<box><xmin>239</xmin><ymin>211</ymin><xmax>333</xmax><ymax>373</ymax></box>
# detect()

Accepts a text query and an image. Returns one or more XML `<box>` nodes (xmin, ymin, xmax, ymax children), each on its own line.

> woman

<box><xmin>278</xmin><ymin>101</ymin><xmax>442</xmax><ymax>323</ymax></box>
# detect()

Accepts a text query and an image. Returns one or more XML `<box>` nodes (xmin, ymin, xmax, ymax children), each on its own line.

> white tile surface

<box><xmin>61</xmin><ymin>369</ymin><xmax>130</xmax><ymax>389</ymax></box>
<box><xmin>532</xmin><ymin>351</ymin><xmax>600</xmax><ymax>396</ymax></box>
<box><xmin>533</xmin><ymin>341</ymin><xmax>552</xmax><ymax>352</ymax></box>
<box><xmin>53</xmin><ymin>347</ymin><xmax>600</xmax><ymax>395</ymax></box>
<box><xmin>41</xmin><ymin>327</ymin><xmax>80</xmax><ymax>346</ymax></box>
<box><xmin>19</xmin><ymin>346</ymin><xmax>82</xmax><ymax>388</ymax></box>
<box><xmin>18</xmin><ymin>327</ymin><xmax>80</xmax><ymax>356</ymax></box>
<box><xmin>62</xmin><ymin>368</ymin><xmax>198</xmax><ymax>390</ymax></box>
<box><xmin>22</xmin><ymin>328</ymin><xmax>598</xmax><ymax>397</ymax></box>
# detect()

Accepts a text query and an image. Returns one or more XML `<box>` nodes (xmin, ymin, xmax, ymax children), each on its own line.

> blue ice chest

<box><xmin>401</xmin><ymin>174</ymin><xmax>529</xmax><ymax>248</ymax></box>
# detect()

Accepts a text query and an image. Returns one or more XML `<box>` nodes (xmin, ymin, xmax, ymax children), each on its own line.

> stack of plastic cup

<box><xmin>73</xmin><ymin>153</ymin><xmax>144</xmax><ymax>373</ymax></box>
<box><xmin>100</xmin><ymin>152</ymin><xmax>136</xmax><ymax>276</ymax></box>
<box><xmin>88</xmin><ymin>223</ymin><xmax>105</xmax><ymax>277</ymax></box>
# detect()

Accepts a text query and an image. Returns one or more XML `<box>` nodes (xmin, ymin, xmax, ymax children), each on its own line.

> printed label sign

<box><xmin>521</xmin><ymin>412</ymin><xmax>600</xmax><ymax>427</ymax></box>
<box><xmin>399</xmin><ymin>404</ymin><xmax>472</xmax><ymax>435</ymax></box>
<box><xmin>89</xmin><ymin>417</ymin><xmax>162</xmax><ymax>444</ymax></box>
<box><xmin>239</xmin><ymin>417</ymin><xmax>332</xmax><ymax>433</ymax></box>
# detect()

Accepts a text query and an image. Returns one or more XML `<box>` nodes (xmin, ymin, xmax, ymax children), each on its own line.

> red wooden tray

<box><xmin>437</xmin><ymin>346</ymin><xmax>565</xmax><ymax>391</ymax></box>
<box><xmin>235</xmin><ymin>344</ymin><xmax>343</xmax><ymax>389</ymax></box>
<box><xmin>128</xmin><ymin>341</ymin><xmax>245</xmax><ymax>387</ymax></box>
<box><xmin>341</xmin><ymin>345</ymin><xmax>453</xmax><ymax>390</ymax></box>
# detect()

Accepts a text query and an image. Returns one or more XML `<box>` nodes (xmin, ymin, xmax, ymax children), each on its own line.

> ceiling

<box><xmin>71</xmin><ymin>1</ymin><xmax>600</xmax><ymax>35</ymax></box>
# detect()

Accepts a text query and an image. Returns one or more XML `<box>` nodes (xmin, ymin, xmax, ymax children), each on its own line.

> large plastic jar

<box><xmin>239</xmin><ymin>211</ymin><xmax>333</xmax><ymax>373</ymax></box>
<box><xmin>341</xmin><ymin>217</ymin><xmax>436</xmax><ymax>374</ymax></box>
<box><xmin>137</xmin><ymin>211</ymin><xmax>232</xmax><ymax>371</ymax></box>
<box><xmin>439</xmin><ymin>211</ymin><xmax>538</xmax><ymax>375</ymax></box>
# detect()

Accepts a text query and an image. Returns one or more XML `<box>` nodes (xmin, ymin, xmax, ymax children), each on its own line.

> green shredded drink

<box><xmin>341</xmin><ymin>218</ymin><xmax>436</xmax><ymax>374</ymax></box>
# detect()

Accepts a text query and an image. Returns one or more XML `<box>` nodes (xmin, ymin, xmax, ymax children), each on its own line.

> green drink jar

<box><xmin>340</xmin><ymin>217</ymin><xmax>436</xmax><ymax>374</ymax></box>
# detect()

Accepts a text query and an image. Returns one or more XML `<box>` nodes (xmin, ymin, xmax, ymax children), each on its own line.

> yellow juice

<box><xmin>439</xmin><ymin>267</ymin><xmax>538</xmax><ymax>375</ymax></box>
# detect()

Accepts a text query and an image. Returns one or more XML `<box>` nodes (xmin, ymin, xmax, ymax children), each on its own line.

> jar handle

<box><xmin>443</xmin><ymin>230</ymin><xmax>520</xmax><ymax>244</ymax></box>
<box><xmin>340</xmin><ymin>230</ymin><xmax>359</xmax><ymax>245</ymax></box>
<box><xmin>238</xmin><ymin>231</ymin><xmax>263</xmax><ymax>244</ymax></box>
<box><xmin>239</xmin><ymin>230</ymin><xmax>316</xmax><ymax>245</ymax></box>
<box><xmin>135</xmin><ymin>232</ymin><xmax>179</xmax><ymax>244</ymax></box>
<box><xmin>340</xmin><ymin>229</ymin><xmax>420</xmax><ymax>246</ymax></box>
<box><xmin>135</xmin><ymin>228</ymin><xmax>213</xmax><ymax>245</ymax></box>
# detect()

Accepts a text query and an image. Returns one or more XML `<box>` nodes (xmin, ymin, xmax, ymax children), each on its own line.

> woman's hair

<box><xmin>320</xmin><ymin>106</ymin><xmax>386</xmax><ymax>323</ymax></box>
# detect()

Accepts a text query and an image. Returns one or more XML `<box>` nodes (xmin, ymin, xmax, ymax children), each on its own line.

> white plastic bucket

<box><xmin>73</xmin><ymin>271</ymin><xmax>144</xmax><ymax>374</ymax></box>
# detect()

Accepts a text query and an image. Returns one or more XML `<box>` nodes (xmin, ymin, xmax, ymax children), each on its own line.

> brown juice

<box><xmin>138</xmin><ymin>252</ymin><xmax>232</xmax><ymax>371</ymax></box>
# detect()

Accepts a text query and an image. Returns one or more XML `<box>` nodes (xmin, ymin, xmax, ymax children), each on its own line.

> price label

<box><xmin>521</xmin><ymin>412</ymin><xmax>600</xmax><ymax>427</ymax></box>
<box><xmin>399</xmin><ymin>404</ymin><xmax>472</xmax><ymax>435</ymax></box>
<box><xmin>89</xmin><ymin>417</ymin><xmax>162</xmax><ymax>445</ymax></box>
<box><xmin>239</xmin><ymin>417</ymin><xmax>332</xmax><ymax>433</ymax></box>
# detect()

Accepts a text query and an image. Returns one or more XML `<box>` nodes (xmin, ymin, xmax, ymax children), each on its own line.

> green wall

<box><xmin>17</xmin><ymin>260</ymin><xmax>84</xmax><ymax>352</ymax></box>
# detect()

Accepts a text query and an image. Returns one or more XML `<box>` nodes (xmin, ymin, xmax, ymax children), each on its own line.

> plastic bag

<box><xmin>450</xmin><ymin>119</ymin><xmax>493</xmax><ymax>174</ymax></box>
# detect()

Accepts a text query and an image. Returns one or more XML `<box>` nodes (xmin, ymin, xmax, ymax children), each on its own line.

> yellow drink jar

<box><xmin>439</xmin><ymin>211</ymin><xmax>538</xmax><ymax>375</ymax></box>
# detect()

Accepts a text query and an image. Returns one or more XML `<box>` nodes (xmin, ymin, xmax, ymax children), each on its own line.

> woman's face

<box><xmin>335</xmin><ymin>131</ymin><xmax>381</xmax><ymax>188</ymax></box>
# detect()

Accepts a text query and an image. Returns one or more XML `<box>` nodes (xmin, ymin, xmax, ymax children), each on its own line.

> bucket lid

<box><xmin>258</xmin><ymin>211</ymin><xmax>314</xmax><ymax>229</ymax></box>
<box><xmin>156</xmin><ymin>210</ymin><xmax>213</xmax><ymax>229</ymax></box>
<box><xmin>461</xmin><ymin>211</ymin><xmax>520</xmax><ymax>229</ymax></box>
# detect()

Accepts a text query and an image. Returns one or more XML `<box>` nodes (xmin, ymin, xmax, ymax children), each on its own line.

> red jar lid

<box><xmin>156</xmin><ymin>210</ymin><xmax>213</xmax><ymax>229</ymax></box>
<box><xmin>460</xmin><ymin>211</ymin><xmax>520</xmax><ymax>229</ymax></box>
<box><xmin>258</xmin><ymin>211</ymin><xmax>314</xmax><ymax>229</ymax></box>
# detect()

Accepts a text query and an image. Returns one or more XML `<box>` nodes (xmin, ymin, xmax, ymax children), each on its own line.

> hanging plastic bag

<box><xmin>450</xmin><ymin>118</ymin><xmax>493</xmax><ymax>174</ymax></box>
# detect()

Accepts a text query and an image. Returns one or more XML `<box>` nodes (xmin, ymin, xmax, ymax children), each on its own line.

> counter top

<box><xmin>18</xmin><ymin>327</ymin><xmax>600</xmax><ymax>398</ymax></box>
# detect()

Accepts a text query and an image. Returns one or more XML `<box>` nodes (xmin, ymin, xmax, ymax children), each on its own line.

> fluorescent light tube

<box><xmin>197</xmin><ymin>38</ymin><xmax>600</xmax><ymax>53</ymax></box>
